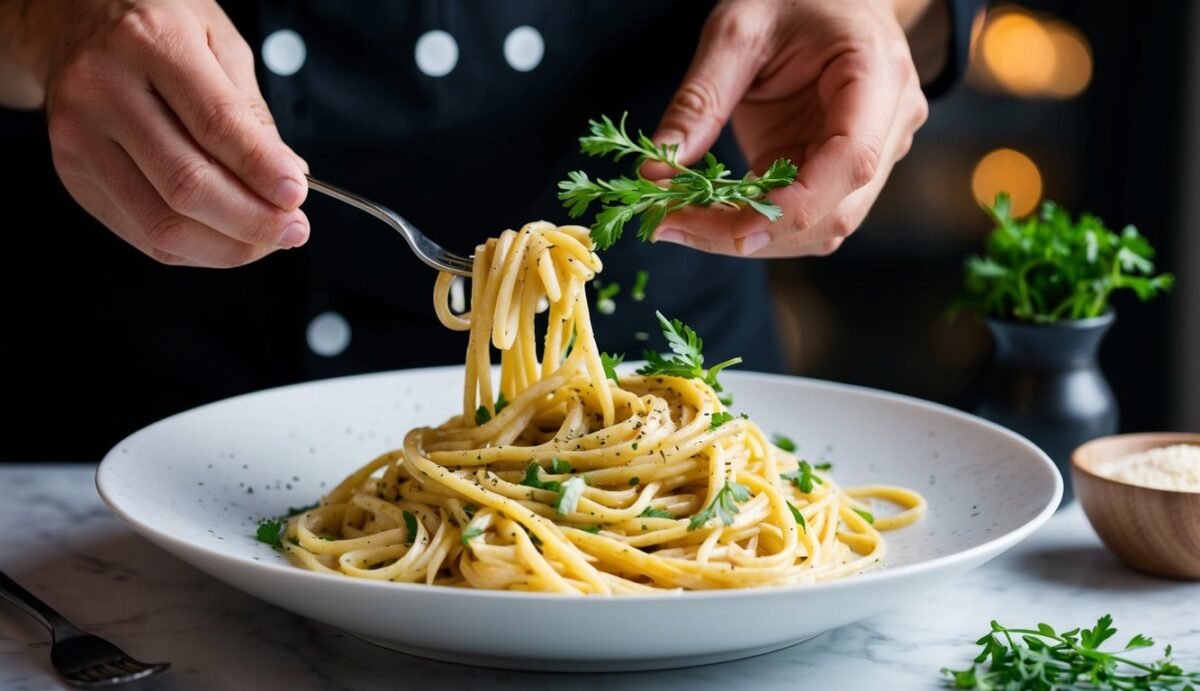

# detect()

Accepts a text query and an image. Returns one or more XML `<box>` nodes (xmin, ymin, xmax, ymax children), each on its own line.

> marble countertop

<box><xmin>1</xmin><ymin>464</ymin><xmax>1197</xmax><ymax>691</ymax></box>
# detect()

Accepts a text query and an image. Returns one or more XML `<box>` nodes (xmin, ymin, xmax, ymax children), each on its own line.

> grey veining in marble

<box><xmin>0</xmin><ymin>464</ymin><xmax>1197</xmax><ymax>690</ymax></box>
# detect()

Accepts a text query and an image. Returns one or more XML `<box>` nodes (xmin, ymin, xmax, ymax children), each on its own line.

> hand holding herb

<box><xmin>559</xmin><ymin>114</ymin><xmax>796</xmax><ymax>251</ymax></box>
<box><xmin>961</xmin><ymin>193</ymin><xmax>1174</xmax><ymax>323</ymax></box>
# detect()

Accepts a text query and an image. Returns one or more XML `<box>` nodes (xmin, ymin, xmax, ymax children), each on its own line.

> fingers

<box><xmin>57</xmin><ymin>134</ymin><xmax>272</xmax><ymax>268</ymax></box>
<box><xmin>108</xmin><ymin>86</ymin><xmax>309</xmax><ymax>250</ymax></box>
<box><xmin>111</xmin><ymin>6</ymin><xmax>307</xmax><ymax>210</ymax></box>
<box><xmin>642</xmin><ymin>2</ymin><xmax>772</xmax><ymax>178</ymax></box>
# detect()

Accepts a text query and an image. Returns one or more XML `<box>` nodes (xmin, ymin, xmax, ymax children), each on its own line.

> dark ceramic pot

<box><xmin>974</xmin><ymin>311</ymin><xmax>1117</xmax><ymax>506</ymax></box>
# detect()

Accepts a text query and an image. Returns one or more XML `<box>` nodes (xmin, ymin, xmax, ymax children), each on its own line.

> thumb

<box><xmin>642</xmin><ymin>11</ymin><xmax>766</xmax><ymax>179</ymax></box>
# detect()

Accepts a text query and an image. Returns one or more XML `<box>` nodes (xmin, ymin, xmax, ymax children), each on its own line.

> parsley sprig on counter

<box><xmin>942</xmin><ymin>614</ymin><xmax>1199</xmax><ymax>690</ymax></box>
<box><xmin>559</xmin><ymin>113</ymin><xmax>797</xmax><ymax>249</ymax></box>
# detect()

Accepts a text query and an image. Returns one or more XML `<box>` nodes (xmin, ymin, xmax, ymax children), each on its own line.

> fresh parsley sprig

<box><xmin>559</xmin><ymin>113</ymin><xmax>798</xmax><ymax>249</ymax></box>
<box><xmin>961</xmin><ymin>193</ymin><xmax>1174</xmax><ymax>323</ymax></box>
<box><xmin>637</xmin><ymin>311</ymin><xmax>741</xmax><ymax>394</ymax></box>
<box><xmin>688</xmin><ymin>481</ymin><xmax>751</xmax><ymax>531</ymax></box>
<box><xmin>943</xmin><ymin>614</ymin><xmax>1199</xmax><ymax>690</ymax></box>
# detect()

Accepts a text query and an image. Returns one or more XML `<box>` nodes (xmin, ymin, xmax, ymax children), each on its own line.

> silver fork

<box><xmin>305</xmin><ymin>174</ymin><xmax>474</xmax><ymax>276</ymax></box>
<box><xmin>0</xmin><ymin>569</ymin><xmax>168</xmax><ymax>688</ymax></box>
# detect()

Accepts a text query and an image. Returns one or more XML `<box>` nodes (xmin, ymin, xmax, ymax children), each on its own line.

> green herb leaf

<box><xmin>494</xmin><ymin>392</ymin><xmax>509</xmax><ymax>414</ymax></box>
<box><xmin>286</xmin><ymin>502</ymin><xmax>319</xmax><ymax>516</ymax></box>
<box><xmin>629</xmin><ymin>476</ymin><xmax>641</xmax><ymax>486</ymax></box>
<box><xmin>772</xmin><ymin>434</ymin><xmax>797</xmax><ymax>453</ymax></box>
<box><xmin>636</xmin><ymin>311</ymin><xmax>742</xmax><ymax>393</ymax></box>
<box><xmin>559</xmin><ymin>113</ymin><xmax>797</xmax><ymax>250</ymax></box>
<box><xmin>520</xmin><ymin>462</ymin><xmax>561</xmax><ymax>493</ymax></box>
<box><xmin>639</xmin><ymin>506</ymin><xmax>675</xmax><ymax>519</ymax></box>
<box><xmin>600</xmin><ymin>352</ymin><xmax>625</xmax><ymax>383</ymax></box>
<box><xmin>579</xmin><ymin>524</ymin><xmax>602</xmax><ymax>534</ymax></box>
<box><xmin>461</xmin><ymin>526</ymin><xmax>484</xmax><ymax>545</ymax></box>
<box><xmin>256</xmin><ymin>518</ymin><xmax>285</xmax><ymax>548</ymax></box>
<box><xmin>853</xmin><ymin>508</ymin><xmax>875</xmax><ymax>525</ymax></box>
<box><xmin>402</xmin><ymin>510</ymin><xmax>418</xmax><ymax>544</ymax></box>
<box><xmin>688</xmin><ymin>481</ymin><xmax>752</xmax><ymax>531</ymax></box>
<box><xmin>475</xmin><ymin>406</ymin><xmax>491</xmax><ymax>426</ymax></box>
<box><xmin>550</xmin><ymin>458</ymin><xmax>573</xmax><ymax>474</ymax></box>
<box><xmin>781</xmin><ymin>460</ymin><xmax>825</xmax><ymax>494</ymax></box>
<box><xmin>786</xmin><ymin>500</ymin><xmax>807</xmax><ymax>531</ymax></box>
<box><xmin>710</xmin><ymin>411</ymin><xmax>735</xmax><ymax>430</ymax></box>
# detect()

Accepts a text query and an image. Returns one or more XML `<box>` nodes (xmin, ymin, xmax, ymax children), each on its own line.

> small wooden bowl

<box><xmin>1072</xmin><ymin>433</ymin><xmax>1200</xmax><ymax>579</ymax></box>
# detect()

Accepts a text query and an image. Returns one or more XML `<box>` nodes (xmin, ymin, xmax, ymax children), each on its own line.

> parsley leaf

<box><xmin>688</xmin><ymin>481</ymin><xmax>752</xmax><ymax>531</ymax></box>
<box><xmin>494</xmin><ymin>392</ymin><xmax>509</xmax><ymax>414</ymax></box>
<box><xmin>636</xmin><ymin>311</ymin><xmax>742</xmax><ymax>393</ymax></box>
<box><xmin>559</xmin><ymin>113</ymin><xmax>798</xmax><ymax>249</ymax></box>
<box><xmin>772</xmin><ymin>434</ymin><xmax>797</xmax><ymax>453</ymax></box>
<box><xmin>786</xmin><ymin>500</ymin><xmax>807</xmax><ymax>531</ymax></box>
<box><xmin>475</xmin><ymin>406</ymin><xmax>491</xmax><ymax>426</ymax></box>
<box><xmin>942</xmin><ymin>615</ymin><xmax>1200</xmax><ymax>690</ymax></box>
<box><xmin>520</xmin><ymin>462</ymin><xmax>561</xmax><ymax>493</ymax></box>
<box><xmin>402</xmin><ymin>510</ymin><xmax>418</xmax><ymax>544</ymax></box>
<box><xmin>579</xmin><ymin>524</ymin><xmax>602</xmax><ymax>534</ymax></box>
<box><xmin>286</xmin><ymin>502</ymin><xmax>319</xmax><ymax>516</ymax></box>
<box><xmin>550</xmin><ymin>458</ymin><xmax>573</xmax><ymax>474</ymax></box>
<box><xmin>709</xmin><ymin>411</ymin><xmax>747</xmax><ymax>430</ymax></box>
<box><xmin>256</xmin><ymin>518</ymin><xmax>284</xmax><ymax>548</ymax></box>
<box><xmin>853</xmin><ymin>508</ymin><xmax>875</xmax><ymax>525</ymax></box>
<box><xmin>460</xmin><ymin>526</ymin><xmax>484</xmax><ymax>545</ymax></box>
<box><xmin>600</xmin><ymin>352</ymin><xmax>624</xmax><ymax>383</ymax></box>
<box><xmin>629</xmin><ymin>476</ymin><xmax>641</xmax><ymax>486</ymax></box>
<box><xmin>781</xmin><ymin>460</ymin><xmax>825</xmax><ymax>494</ymax></box>
<box><xmin>639</xmin><ymin>506</ymin><xmax>675</xmax><ymax>519</ymax></box>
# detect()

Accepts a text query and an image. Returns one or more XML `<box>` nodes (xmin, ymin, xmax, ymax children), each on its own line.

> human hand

<box><xmin>15</xmin><ymin>0</ymin><xmax>309</xmax><ymax>266</ymax></box>
<box><xmin>643</xmin><ymin>0</ymin><xmax>934</xmax><ymax>257</ymax></box>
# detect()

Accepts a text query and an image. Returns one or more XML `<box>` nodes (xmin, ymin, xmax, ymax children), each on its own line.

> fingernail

<box><xmin>272</xmin><ymin>178</ymin><xmax>305</xmax><ymax>208</ymax></box>
<box><xmin>655</xmin><ymin>228</ymin><xmax>686</xmax><ymax>244</ymax></box>
<box><xmin>279</xmin><ymin>222</ymin><xmax>309</xmax><ymax>248</ymax></box>
<box><xmin>739</xmin><ymin>232</ymin><xmax>771</xmax><ymax>256</ymax></box>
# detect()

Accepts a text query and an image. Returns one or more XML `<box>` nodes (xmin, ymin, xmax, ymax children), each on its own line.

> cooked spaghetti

<box><xmin>280</xmin><ymin>222</ymin><xmax>925</xmax><ymax>593</ymax></box>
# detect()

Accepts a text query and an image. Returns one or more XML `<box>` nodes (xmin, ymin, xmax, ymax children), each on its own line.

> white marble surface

<box><xmin>0</xmin><ymin>464</ymin><xmax>1197</xmax><ymax>691</ymax></box>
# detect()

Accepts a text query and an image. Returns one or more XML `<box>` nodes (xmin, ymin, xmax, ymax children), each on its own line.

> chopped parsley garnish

<box><xmin>595</xmin><ymin>280</ymin><xmax>620</xmax><ymax>314</ymax></box>
<box><xmin>718</xmin><ymin>392</ymin><xmax>733</xmax><ymax>406</ymax></box>
<box><xmin>463</xmin><ymin>503</ymin><xmax>477</xmax><ymax>518</ymax></box>
<box><xmin>815</xmin><ymin>462</ymin><xmax>833</xmax><ymax>471</ymax></box>
<box><xmin>688</xmin><ymin>481</ymin><xmax>751</xmax><ymax>531</ymax></box>
<box><xmin>853</xmin><ymin>508</ymin><xmax>876</xmax><ymax>525</ymax></box>
<box><xmin>579</xmin><ymin>525</ymin><xmax>602</xmax><ymax>534</ymax></box>
<box><xmin>600</xmin><ymin>352</ymin><xmax>624</xmax><ymax>383</ymax></box>
<box><xmin>495</xmin><ymin>392</ymin><xmax>509</xmax><ymax>414</ymax></box>
<box><xmin>520</xmin><ymin>462</ymin><xmax>562</xmax><ymax>492</ymax></box>
<box><xmin>553</xmin><ymin>476</ymin><xmax>588</xmax><ymax>515</ymax></box>
<box><xmin>286</xmin><ymin>502</ymin><xmax>319</xmax><ymax>516</ymax></box>
<box><xmin>631</xmin><ymin>270</ymin><xmax>649</xmax><ymax>302</ymax></box>
<box><xmin>637</xmin><ymin>311</ymin><xmax>741</xmax><ymax>394</ymax></box>
<box><xmin>709</xmin><ymin>411</ymin><xmax>747</xmax><ymax>430</ymax></box>
<box><xmin>475</xmin><ymin>393</ymin><xmax>509</xmax><ymax>425</ymax></box>
<box><xmin>786</xmin><ymin>500</ymin><xmax>807</xmax><ymax>530</ymax></box>
<box><xmin>255</xmin><ymin>518</ymin><xmax>285</xmax><ymax>548</ymax></box>
<box><xmin>771</xmin><ymin>434</ymin><xmax>797</xmax><ymax>453</ymax></box>
<box><xmin>550</xmin><ymin>458</ymin><xmax>573</xmax><ymax>474</ymax></box>
<box><xmin>629</xmin><ymin>476</ymin><xmax>641</xmax><ymax>486</ymax></box>
<box><xmin>402</xmin><ymin>510</ymin><xmax>418</xmax><ymax>544</ymax></box>
<box><xmin>639</xmin><ymin>506</ymin><xmax>675</xmax><ymax>519</ymax></box>
<box><xmin>460</xmin><ymin>526</ymin><xmax>484</xmax><ymax>545</ymax></box>
<box><xmin>782</xmin><ymin>460</ymin><xmax>825</xmax><ymax>494</ymax></box>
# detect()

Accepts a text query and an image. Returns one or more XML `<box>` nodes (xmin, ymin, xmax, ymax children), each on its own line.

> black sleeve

<box><xmin>922</xmin><ymin>0</ymin><xmax>986</xmax><ymax>98</ymax></box>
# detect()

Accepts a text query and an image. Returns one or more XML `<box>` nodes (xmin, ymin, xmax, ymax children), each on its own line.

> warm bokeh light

<box><xmin>981</xmin><ymin>12</ymin><xmax>1057</xmax><ymax>96</ymax></box>
<box><xmin>1044</xmin><ymin>21</ymin><xmax>1093</xmax><ymax>98</ymax></box>
<box><xmin>969</xmin><ymin>6</ymin><xmax>1093</xmax><ymax>99</ymax></box>
<box><xmin>972</xmin><ymin>148</ymin><xmax>1043</xmax><ymax>217</ymax></box>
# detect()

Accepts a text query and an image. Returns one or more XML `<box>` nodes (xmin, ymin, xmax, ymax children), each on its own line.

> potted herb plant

<box><xmin>959</xmin><ymin>193</ymin><xmax>1174</xmax><ymax>504</ymax></box>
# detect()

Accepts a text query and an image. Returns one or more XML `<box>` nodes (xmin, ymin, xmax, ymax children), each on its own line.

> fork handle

<box><xmin>0</xmin><ymin>569</ymin><xmax>79</xmax><ymax>639</ymax></box>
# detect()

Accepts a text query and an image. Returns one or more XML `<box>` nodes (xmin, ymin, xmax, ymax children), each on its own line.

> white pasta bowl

<box><xmin>96</xmin><ymin>366</ymin><xmax>1061</xmax><ymax>671</ymax></box>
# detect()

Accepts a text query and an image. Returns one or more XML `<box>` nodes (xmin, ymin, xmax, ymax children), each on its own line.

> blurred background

<box><xmin>769</xmin><ymin>1</ymin><xmax>1199</xmax><ymax>434</ymax></box>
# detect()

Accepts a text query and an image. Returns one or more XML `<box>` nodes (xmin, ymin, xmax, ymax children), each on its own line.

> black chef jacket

<box><xmin>0</xmin><ymin>1</ymin><xmax>976</xmax><ymax>461</ymax></box>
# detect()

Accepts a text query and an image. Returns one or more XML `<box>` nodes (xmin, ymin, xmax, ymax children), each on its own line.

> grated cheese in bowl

<box><xmin>1094</xmin><ymin>444</ymin><xmax>1200</xmax><ymax>492</ymax></box>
